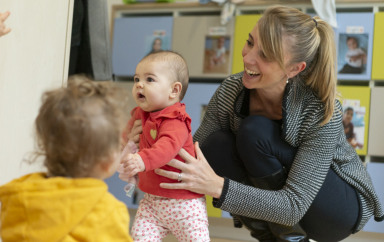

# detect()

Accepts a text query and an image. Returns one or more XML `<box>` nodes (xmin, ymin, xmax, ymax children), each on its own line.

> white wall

<box><xmin>0</xmin><ymin>0</ymin><xmax>74</xmax><ymax>185</ymax></box>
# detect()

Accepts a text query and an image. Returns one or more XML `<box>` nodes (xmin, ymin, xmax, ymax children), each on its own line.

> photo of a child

<box><xmin>338</xmin><ymin>34</ymin><xmax>368</xmax><ymax>74</ymax></box>
<box><xmin>342</xmin><ymin>100</ymin><xmax>365</xmax><ymax>150</ymax></box>
<box><xmin>203</xmin><ymin>35</ymin><xmax>231</xmax><ymax>74</ymax></box>
<box><xmin>145</xmin><ymin>30</ymin><xmax>170</xmax><ymax>56</ymax></box>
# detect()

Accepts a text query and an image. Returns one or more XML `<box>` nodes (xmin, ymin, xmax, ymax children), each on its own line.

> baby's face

<box><xmin>132</xmin><ymin>60</ymin><xmax>176</xmax><ymax>112</ymax></box>
<box><xmin>343</xmin><ymin>110</ymin><xmax>353</xmax><ymax>123</ymax></box>
<box><xmin>347</xmin><ymin>38</ymin><xmax>358</xmax><ymax>50</ymax></box>
<box><xmin>218</xmin><ymin>37</ymin><xmax>225</xmax><ymax>47</ymax></box>
<box><xmin>153</xmin><ymin>39</ymin><xmax>162</xmax><ymax>52</ymax></box>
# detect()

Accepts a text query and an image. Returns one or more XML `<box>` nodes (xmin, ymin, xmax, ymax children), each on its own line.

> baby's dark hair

<box><xmin>142</xmin><ymin>51</ymin><xmax>189</xmax><ymax>100</ymax></box>
<box><xmin>35</xmin><ymin>75</ymin><xmax>128</xmax><ymax>177</ymax></box>
<box><xmin>347</xmin><ymin>36</ymin><xmax>359</xmax><ymax>46</ymax></box>
<box><xmin>344</xmin><ymin>106</ymin><xmax>354</xmax><ymax>113</ymax></box>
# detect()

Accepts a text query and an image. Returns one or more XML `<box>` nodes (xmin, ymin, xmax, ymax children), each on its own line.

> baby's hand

<box><xmin>118</xmin><ymin>140</ymin><xmax>141</xmax><ymax>182</ymax></box>
<box><xmin>121</xmin><ymin>153</ymin><xmax>145</xmax><ymax>177</ymax></box>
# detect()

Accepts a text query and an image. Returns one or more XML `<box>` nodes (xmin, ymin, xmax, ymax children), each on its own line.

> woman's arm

<box><xmin>155</xmin><ymin>142</ymin><xmax>224</xmax><ymax>198</ymax></box>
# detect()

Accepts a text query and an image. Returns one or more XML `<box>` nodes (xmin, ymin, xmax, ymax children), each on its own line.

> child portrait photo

<box><xmin>338</xmin><ymin>33</ymin><xmax>368</xmax><ymax>75</ymax></box>
<box><xmin>203</xmin><ymin>35</ymin><xmax>231</xmax><ymax>74</ymax></box>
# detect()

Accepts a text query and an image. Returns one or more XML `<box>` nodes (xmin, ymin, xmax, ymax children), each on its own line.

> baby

<box><xmin>119</xmin><ymin>51</ymin><xmax>210</xmax><ymax>241</ymax></box>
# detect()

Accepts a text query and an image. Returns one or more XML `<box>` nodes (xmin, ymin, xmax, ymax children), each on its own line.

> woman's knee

<box><xmin>201</xmin><ymin>130</ymin><xmax>247</xmax><ymax>181</ymax></box>
<box><xmin>237</xmin><ymin>115</ymin><xmax>280</xmax><ymax>152</ymax></box>
<box><xmin>201</xmin><ymin>130</ymin><xmax>235</xmax><ymax>152</ymax></box>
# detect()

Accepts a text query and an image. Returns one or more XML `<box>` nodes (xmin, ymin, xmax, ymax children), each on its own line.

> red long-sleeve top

<box><xmin>124</xmin><ymin>102</ymin><xmax>203</xmax><ymax>199</ymax></box>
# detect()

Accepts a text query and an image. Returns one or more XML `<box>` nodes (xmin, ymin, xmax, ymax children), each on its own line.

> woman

<box><xmin>150</xmin><ymin>5</ymin><xmax>383</xmax><ymax>242</ymax></box>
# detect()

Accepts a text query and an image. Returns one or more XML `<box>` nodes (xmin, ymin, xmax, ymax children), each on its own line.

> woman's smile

<box><xmin>245</xmin><ymin>66</ymin><xmax>260</xmax><ymax>77</ymax></box>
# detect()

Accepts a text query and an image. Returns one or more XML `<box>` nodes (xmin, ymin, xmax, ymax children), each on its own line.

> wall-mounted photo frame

<box><xmin>335</xmin><ymin>13</ymin><xmax>374</xmax><ymax>81</ymax></box>
<box><xmin>203</xmin><ymin>35</ymin><xmax>231</xmax><ymax>74</ymax></box>
<box><xmin>338</xmin><ymin>34</ymin><xmax>368</xmax><ymax>75</ymax></box>
<box><xmin>172</xmin><ymin>16</ymin><xmax>234</xmax><ymax>79</ymax></box>
<box><xmin>337</xmin><ymin>85</ymin><xmax>371</xmax><ymax>155</ymax></box>
<box><xmin>342</xmin><ymin>100</ymin><xmax>366</xmax><ymax>151</ymax></box>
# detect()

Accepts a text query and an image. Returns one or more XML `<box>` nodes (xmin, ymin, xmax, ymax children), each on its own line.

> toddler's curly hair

<box><xmin>35</xmin><ymin>75</ymin><xmax>128</xmax><ymax>177</ymax></box>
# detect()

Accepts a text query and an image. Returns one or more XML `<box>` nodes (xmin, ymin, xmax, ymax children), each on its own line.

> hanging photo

<box><xmin>145</xmin><ymin>30</ymin><xmax>170</xmax><ymax>56</ymax></box>
<box><xmin>203</xmin><ymin>35</ymin><xmax>231</xmax><ymax>74</ymax></box>
<box><xmin>342</xmin><ymin>99</ymin><xmax>366</xmax><ymax>150</ymax></box>
<box><xmin>338</xmin><ymin>33</ymin><xmax>368</xmax><ymax>75</ymax></box>
<box><xmin>335</xmin><ymin>12</ymin><xmax>374</xmax><ymax>81</ymax></box>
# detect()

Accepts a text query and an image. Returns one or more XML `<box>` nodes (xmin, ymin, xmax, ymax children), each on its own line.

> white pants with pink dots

<box><xmin>131</xmin><ymin>193</ymin><xmax>210</xmax><ymax>242</ymax></box>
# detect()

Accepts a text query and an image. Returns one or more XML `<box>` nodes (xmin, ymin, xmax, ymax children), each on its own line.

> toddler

<box><xmin>119</xmin><ymin>51</ymin><xmax>210</xmax><ymax>241</ymax></box>
<box><xmin>0</xmin><ymin>76</ymin><xmax>133</xmax><ymax>241</ymax></box>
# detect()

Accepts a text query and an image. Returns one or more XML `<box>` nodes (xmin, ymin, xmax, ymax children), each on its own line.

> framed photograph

<box><xmin>342</xmin><ymin>100</ymin><xmax>365</xmax><ymax>151</ymax></box>
<box><xmin>203</xmin><ymin>35</ymin><xmax>231</xmax><ymax>74</ymax></box>
<box><xmin>338</xmin><ymin>85</ymin><xmax>370</xmax><ymax>155</ymax></box>
<box><xmin>145</xmin><ymin>30</ymin><xmax>171</xmax><ymax>55</ymax></box>
<box><xmin>338</xmin><ymin>34</ymin><xmax>368</xmax><ymax>75</ymax></box>
<box><xmin>335</xmin><ymin>13</ymin><xmax>374</xmax><ymax>81</ymax></box>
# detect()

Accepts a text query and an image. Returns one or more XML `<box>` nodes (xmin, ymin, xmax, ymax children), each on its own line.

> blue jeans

<box><xmin>201</xmin><ymin>115</ymin><xmax>360</xmax><ymax>242</ymax></box>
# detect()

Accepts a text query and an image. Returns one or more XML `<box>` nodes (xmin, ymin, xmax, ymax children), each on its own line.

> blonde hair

<box><xmin>142</xmin><ymin>51</ymin><xmax>189</xmax><ymax>100</ymax></box>
<box><xmin>35</xmin><ymin>75</ymin><xmax>128</xmax><ymax>177</ymax></box>
<box><xmin>258</xmin><ymin>5</ymin><xmax>337</xmax><ymax>125</ymax></box>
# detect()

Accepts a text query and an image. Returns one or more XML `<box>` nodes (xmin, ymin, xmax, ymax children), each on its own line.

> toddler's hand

<box><xmin>122</xmin><ymin>153</ymin><xmax>145</xmax><ymax>177</ymax></box>
<box><xmin>118</xmin><ymin>140</ymin><xmax>140</xmax><ymax>181</ymax></box>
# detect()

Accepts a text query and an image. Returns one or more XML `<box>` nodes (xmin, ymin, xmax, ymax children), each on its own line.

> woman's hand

<box><xmin>155</xmin><ymin>142</ymin><xmax>224</xmax><ymax>199</ymax></box>
<box><xmin>0</xmin><ymin>11</ymin><xmax>11</xmax><ymax>37</ymax></box>
<box><xmin>128</xmin><ymin>119</ymin><xmax>142</xmax><ymax>148</ymax></box>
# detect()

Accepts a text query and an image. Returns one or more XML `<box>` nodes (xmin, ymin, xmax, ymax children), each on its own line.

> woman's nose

<box><xmin>242</xmin><ymin>48</ymin><xmax>258</xmax><ymax>65</ymax></box>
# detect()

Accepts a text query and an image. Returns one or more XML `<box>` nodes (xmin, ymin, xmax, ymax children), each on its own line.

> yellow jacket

<box><xmin>0</xmin><ymin>173</ymin><xmax>133</xmax><ymax>242</ymax></box>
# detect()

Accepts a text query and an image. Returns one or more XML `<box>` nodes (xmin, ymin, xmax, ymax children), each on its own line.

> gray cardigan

<box><xmin>194</xmin><ymin>72</ymin><xmax>384</xmax><ymax>232</ymax></box>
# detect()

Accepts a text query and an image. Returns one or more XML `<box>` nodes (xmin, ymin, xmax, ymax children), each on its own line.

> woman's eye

<box><xmin>246</xmin><ymin>39</ymin><xmax>253</xmax><ymax>47</ymax></box>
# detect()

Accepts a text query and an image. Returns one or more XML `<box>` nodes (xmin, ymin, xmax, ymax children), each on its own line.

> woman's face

<box><xmin>241</xmin><ymin>24</ymin><xmax>291</xmax><ymax>90</ymax></box>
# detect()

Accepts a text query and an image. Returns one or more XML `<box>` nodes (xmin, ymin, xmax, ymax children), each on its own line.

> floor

<box><xmin>129</xmin><ymin>209</ymin><xmax>384</xmax><ymax>242</ymax></box>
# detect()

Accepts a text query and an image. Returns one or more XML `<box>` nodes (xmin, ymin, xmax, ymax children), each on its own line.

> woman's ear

<box><xmin>170</xmin><ymin>82</ymin><xmax>182</xmax><ymax>100</ymax></box>
<box><xmin>287</xmin><ymin>61</ymin><xmax>306</xmax><ymax>78</ymax></box>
